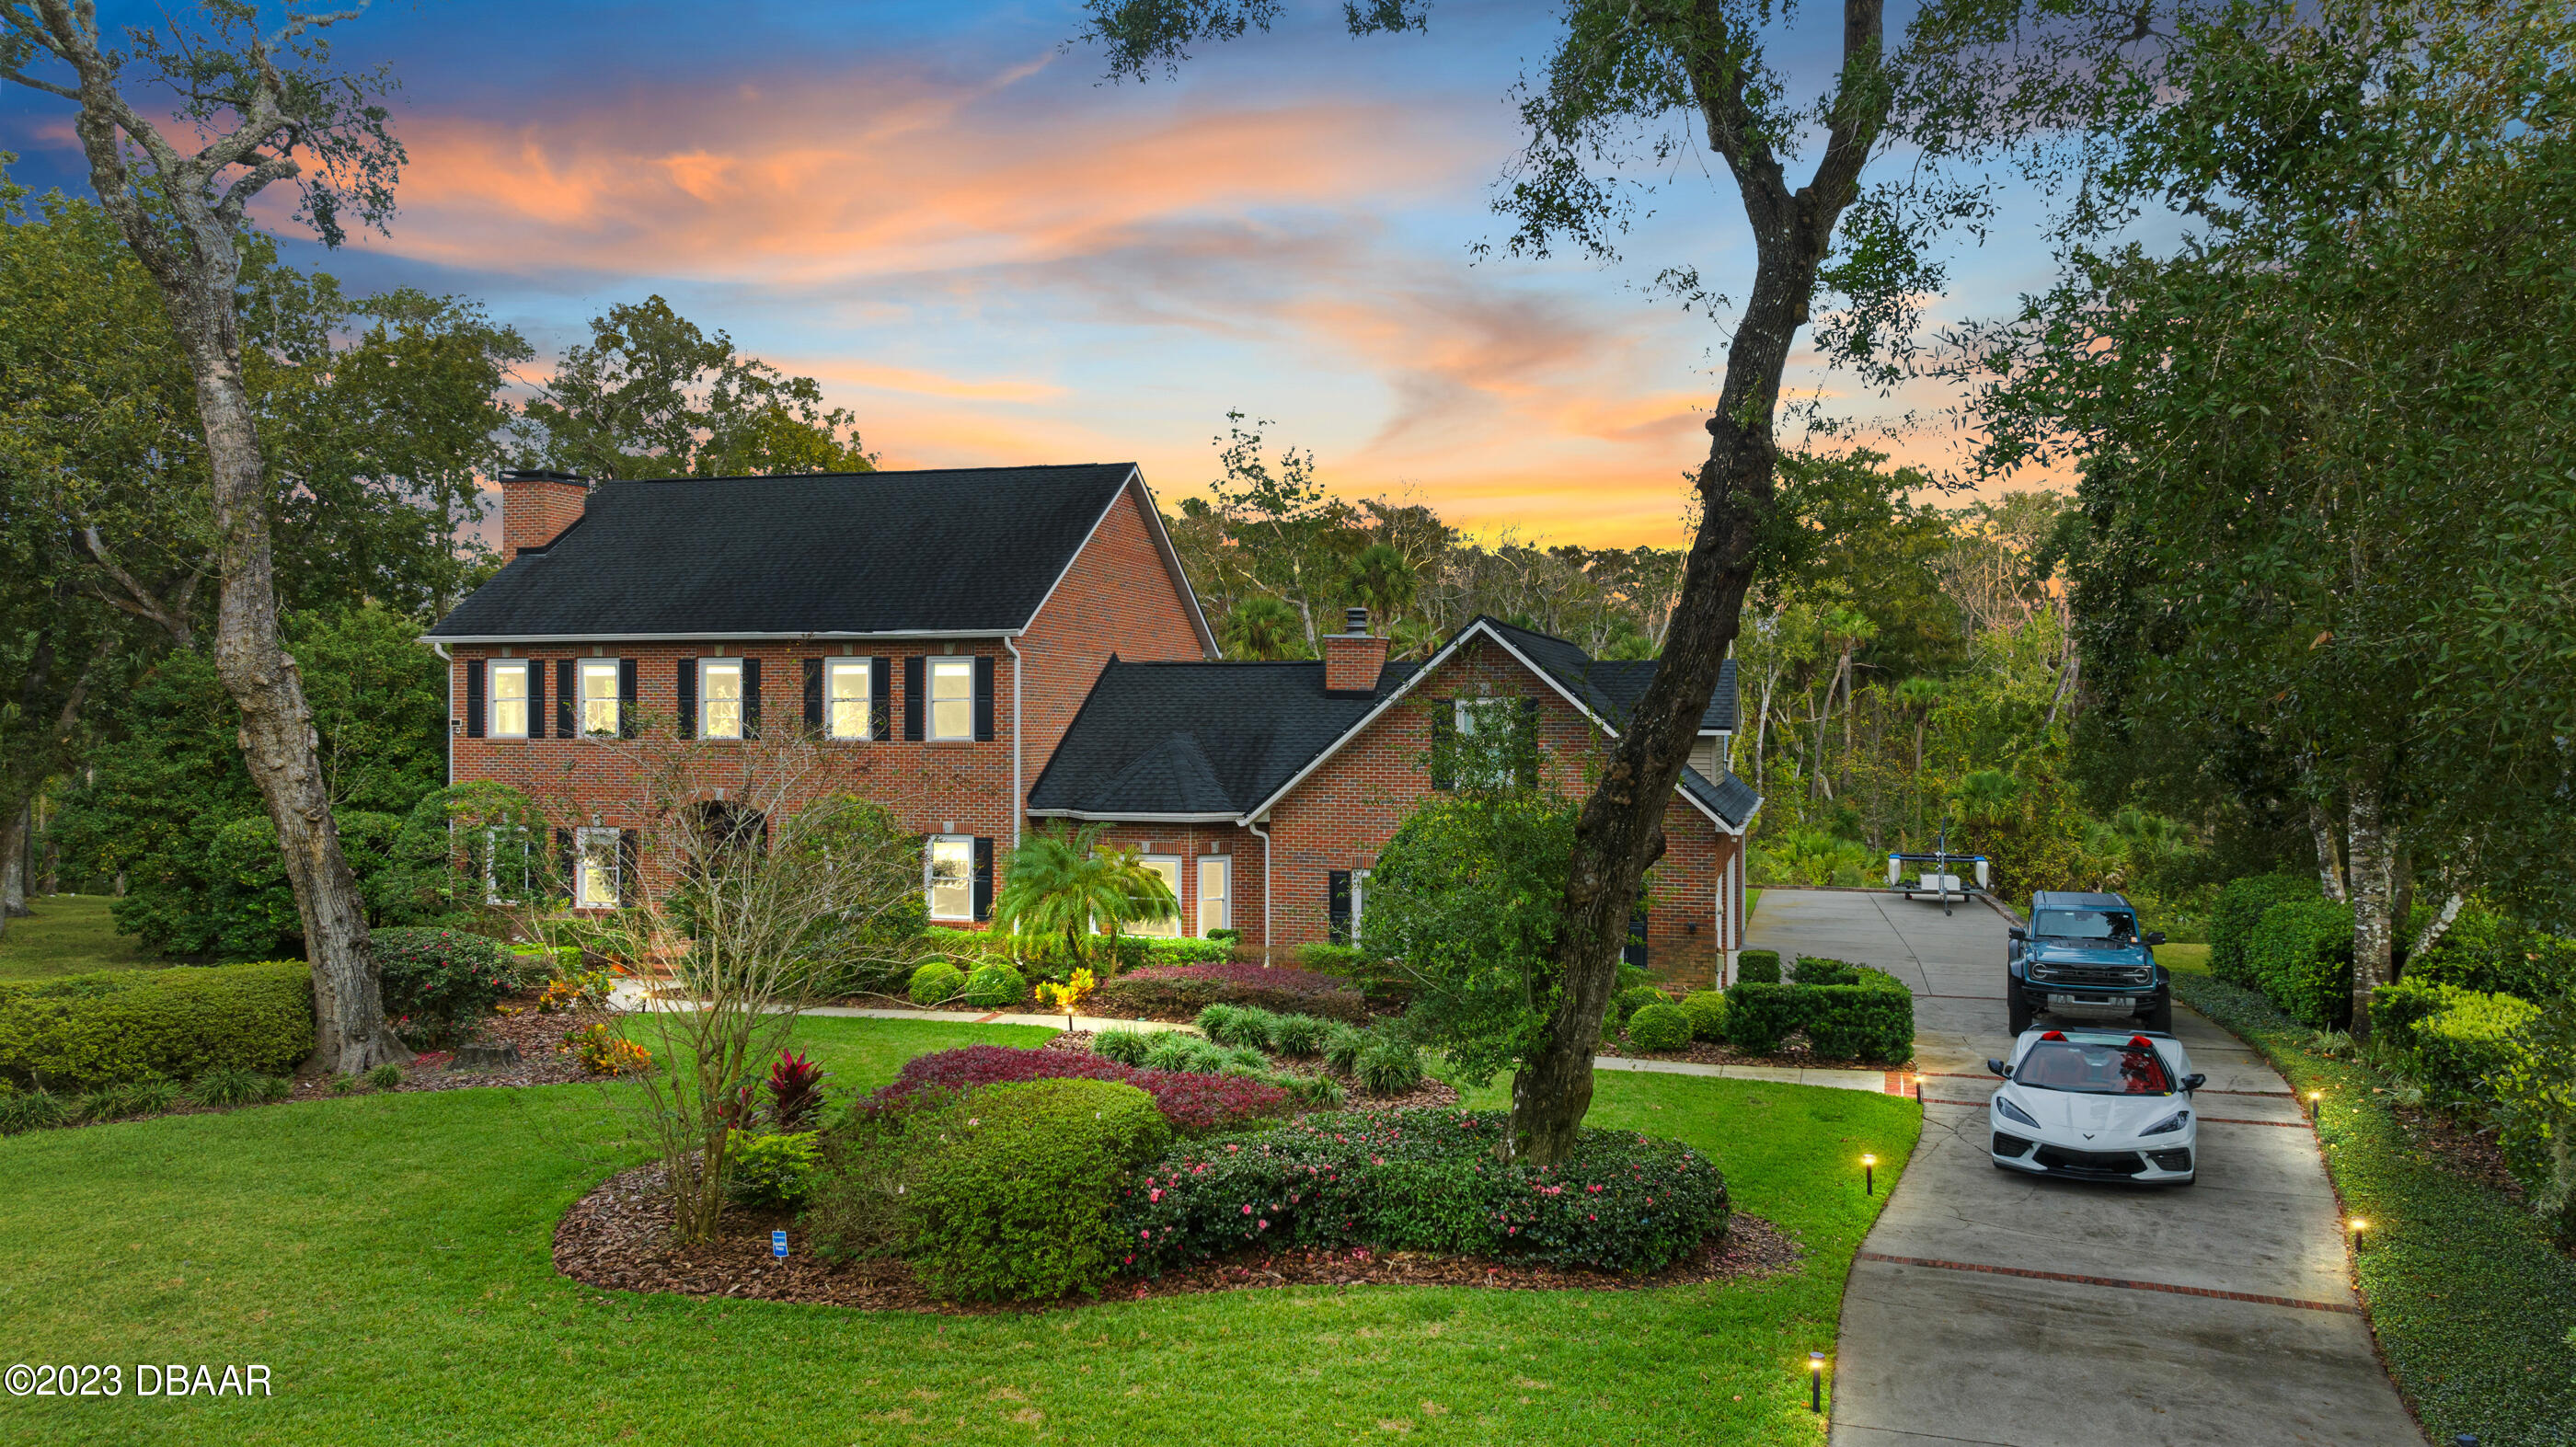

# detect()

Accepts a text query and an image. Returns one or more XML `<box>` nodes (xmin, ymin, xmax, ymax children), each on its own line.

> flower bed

<box><xmin>859</xmin><ymin>1043</ymin><xmax>1292</xmax><ymax>1135</ymax></box>
<box><xmin>1093</xmin><ymin>962</ymin><xmax>1369</xmax><ymax>1023</ymax></box>
<box><xmin>1117</xmin><ymin>1108</ymin><xmax>1729</xmax><ymax>1275</ymax></box>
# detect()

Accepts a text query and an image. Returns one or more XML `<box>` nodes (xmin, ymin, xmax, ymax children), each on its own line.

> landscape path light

<box><xmin>1861</xmin><ymin>1153</ymin><xmax>1877</xmax><ymax>1196</ymax></box>
<box><xmin>1808</xmin><ymin>1352</ymin><xmax>1825</xmax><ymax>1413</ymax></box>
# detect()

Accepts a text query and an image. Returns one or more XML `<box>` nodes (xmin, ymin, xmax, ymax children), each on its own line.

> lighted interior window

<box><xmin>489</xmin><ymin>661</ymin><xmax>529</xmax><ymax>738</ymax></box>
<box><xmin>827</xmin><ymin>659</ymin><xmax>871</xmax><ymax>740</ymax></box>
<box><xmin>1130</xmin><ymin>856</ymin><xmax>1181</xmax><ymax>938</ymax></box>
<box><xmin>701</xmin><ymin>660</ymin><xmax>743</xmax><ymax>740</ymax></box>
<box><xmin>929</xmin><ymin>659</ymin><xmax>974</xmax><ymax>741</ymax></box>
<box><xmin>926</xmin><ymin>836</ymin><xmax>973</xmax><ymax>921</ymax></box>
<box><xmin>580</xmin><ymin>660</ymin><xmax>621</xmax><ymax>736</ymax></box>
<box><xmin>1196</xmin><ymin>856</ymin><xmax>1230</xmax><ymax>936</ymax></box>
<box><xmin>575</xmin><ymin>827</ymin><xmax>620</xmax><ymax>909</ymax></box>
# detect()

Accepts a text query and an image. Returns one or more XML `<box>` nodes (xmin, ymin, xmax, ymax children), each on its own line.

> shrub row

<box><xmin>2375</xmin><ymin>979</ymin><xmax>2544</xmax><ymax>1107</ymax></box>
<box><xmin>2171</xmin><ymin>970</ymin><xmax>2576</xmax><ymax>1443</ymax></box>
<box><xmin>1114</xmin><ymin>1108</ymin><xmax>1730</xmax><ymax>1276</ymax></box>
<box><xmin>919</xmin><ymin>927</ymin><xmax>1234</xmax><ymax>978</ymax></box>
<box><xmin>2209</xmin><ymin>872</ymin><xmax>2315</xmax><ymax>985</ymax></box>
<box><xmin>857</xmin><ymin>1044</ymin><xmax>1292</xmax><ymax>1135</ymax></box>
<box><xmin>1721</xmin><ymin>960</ymin><xmax>1914</xmax><ymax>1062</ymax></box>
<box><xmin>1093</xmin><ymin>962</ymin><xmax>1370</xmax><ymax>1023</ymax></box>
<box><xmin>2246</xmin><ymin>898</ymin><xmax>2353</xmax><ymax>1028</ymax></box>
<box><xmin>0</xmin><ymin>963</ymin><xmax>313</xmax><ymax>1089</ymax></box>
<box><xmin>2406</xmin><ymin>905</ymin><xmax>2576</xmax><ymax>1001</ymax></box>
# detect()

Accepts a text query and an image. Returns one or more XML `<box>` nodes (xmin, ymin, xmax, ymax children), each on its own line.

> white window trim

<box><xmin>825</xmin><ymin>657</ymin><xmax>873</xmax><ymax>741</ymax></box>
<box><xmin>697</xmin><ymin>657</ymin><xmax>745</xmax><ymax>741</ymax></box>
<box><xmin>926</xmin><ymin>834</ymin><xmax>974</xmax><ymax>923</ymax></box>
<box><xmin>1132</xmin><ymin>854</ymin><xmax>1182</xmax><ymax>938</ymax></box>
<box><xmin>1196</xmin><ymin>856</ymin><xmax>1232</xmax><ymax>936</ymax></box>
<box><xmin>483</xmin><ymin>825</ymin><xmax>533</xmax><ymax>905</ymax></box>
<box><xmin>573</xmin><ymin>826</ymin><xmax>621</xmax><ymax>910</ymax></box>
<box><xmin>488</xmin><ymin>660</ymin><xmax>532</xmax><ymax>739</ymax></box>
<box><xmin>578</xmin><ymin>659</ymin><xmax>622</xmax><ymax>737</ymax></box>
<box><xmin>927</xmin><ymin>657</ymin><xmax>975</xmax><ymax>741</ymax></box>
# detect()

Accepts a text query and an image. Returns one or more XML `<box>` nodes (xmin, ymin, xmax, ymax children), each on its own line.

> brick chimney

<box><xmin>1322</xmin><ymin>606</ymin><xmax>1389</xmax><ymax>695</ymax></box>
<box><xmin>499</xmin><ymin>469</ymin><xmax>589</xmax><ymax>557</ymax></box>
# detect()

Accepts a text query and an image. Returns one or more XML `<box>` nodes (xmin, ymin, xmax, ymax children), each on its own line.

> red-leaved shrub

<box><xmin>861</xmin><ymin>1045</ymin><xmax>1291</xmax><ymax>1135</ymax></box>
<box><xmin>1094</xmin><ymin>963</ymin><xmax>1367</xmax><ymax>1023</ymax></box>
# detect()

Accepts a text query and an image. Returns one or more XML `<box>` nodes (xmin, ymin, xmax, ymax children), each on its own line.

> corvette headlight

<box><xmin>1994</xmin><ymin>1095</ymin><xmax>2040</xmax><ymax>1128</ymax></box>
<box><xmin>2141</xmin><ymin>1109</ymin><xmax>2191</xmax><ymax>1136</ymax></box>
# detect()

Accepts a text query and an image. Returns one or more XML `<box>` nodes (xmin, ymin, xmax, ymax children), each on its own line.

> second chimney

<box><xmin>499</xmin><ymin>469</ymin><xmax>590</xmax><ymax>557</ymax></box>
<box><xmin>1322</xmin><ymin>606</ymin><xmax>1389</xmax><ymax>695</ymax></box>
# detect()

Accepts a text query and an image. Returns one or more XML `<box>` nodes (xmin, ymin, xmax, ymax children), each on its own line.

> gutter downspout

<box><xmin>1246</xmin><ymin>815</ymin><xmax>1272</xmax><ymax>967</ymax></box>
<box><xmin>431</xmin><ymin>642</ymin><xmax>454</xmax><ymax>787</ymax></box>
<box><xmin>1003</xmin><ymin>635</ymin><xmax>1024</xmax><ymax>849</ymax></box>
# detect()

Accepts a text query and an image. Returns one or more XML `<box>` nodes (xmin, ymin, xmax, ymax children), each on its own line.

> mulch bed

<box><xmin>552</xmin><ymin>1162</ymin><xmax>1804</xmax><ymax>1315</ymax></box>
<box><xmin>318</xmin><ymin>997</ymin><xmax>627</xmax><ymax>1096</ymax></box>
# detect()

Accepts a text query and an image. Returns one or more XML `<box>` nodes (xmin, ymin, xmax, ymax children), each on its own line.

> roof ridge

<box><xmin>599</xmin><ymin>462</ymin><xmax>1137</xmax><ymax>488</ymax></box>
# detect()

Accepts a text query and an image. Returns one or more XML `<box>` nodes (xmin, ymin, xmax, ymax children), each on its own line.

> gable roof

<box><xmin>1480</xmin><ymin>620</ymin><xmax>1737</xmax><ymax>732</ymax></box>
<box><xmin>1028</xmin><ymin>659</ymin><xmax>1421</xmax><ymax>820</ymax></box>
<box><xmin>428</xmin><ymin>463</ymin><xmax>1212</xmax><ymax>649</ymax></box>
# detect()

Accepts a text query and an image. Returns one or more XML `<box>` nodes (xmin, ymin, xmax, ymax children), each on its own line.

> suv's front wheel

<box><xmin>2143</xmin><ymin>990</ymin><xmax>2173</xmax><ymax>1033</ymax></box>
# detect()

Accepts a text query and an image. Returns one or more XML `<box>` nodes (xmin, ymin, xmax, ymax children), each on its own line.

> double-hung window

<box><xmin>483</xmin><ymin>826</ymin><xmax>534</xmax><ymax>904</ymax></box>
<box><xmin>573</xmin><ymin>827</ymin><xmax>621</xmax><ymax>910</ymax></box>
<box><xmin>1196</xmin><ymin>856</ymin><xmax>1231</xmax><ymax>936</ymax></box>
<box><xmin>826</xmin><ymin>659</ymin><xmax>872</xmax><ymax>740</ymax></box>
<box><xmin>700</xmin><ymin>660</ymin><xmax>744</xmax><ymax>740</ymax></box>
<box><xmin>927</xmin><ymin>658</ymin><xmax>974</xmax><ymax>741</ymax></box>
<box><xmin>1130</xmin><ymin>856</ymin><xmax>1182</xmax><ymax>938</ymax></box>
<box><xmin>1453</xmin><ymin>697</ymin><xmax>1518</xmax><ymax>787</ymax></box>
<box><xmin>926</xmin><ymin>836</ymin><xmax>974</xmax><ymax>921</ymax></box>
<box><xmin>579</xmin><ymin>659</ymin><xmax>621</xmax><ymax>737</ymax></box>
<box><xmin>489</xmin><ymin>660</ymin><xmax>531</xmax><ymax>738</ymax></box>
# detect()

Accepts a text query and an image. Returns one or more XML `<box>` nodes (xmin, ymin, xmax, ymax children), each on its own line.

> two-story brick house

<box><xmin>427</xmin><ymin>463</ymin><xmax>1763</xmax><ymax>984</ymax></box>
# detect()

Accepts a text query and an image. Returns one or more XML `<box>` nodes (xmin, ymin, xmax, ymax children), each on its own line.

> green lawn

<box><xmin>0</xmin><ymin>894</ymin><xmax>165</xmax><ymax>980</ymax></box>
<box><xmin>0</xmin><ymin>1016</ymin><xmax>1918</xmax><ymax>1445</ymax></box>
<box><xmin>1745</xmin><ymin>888</ymin><xmax>1762</xmax><ymax>919</ymax></box>
<box><xmin>2157</xmin><ymin>941</ymin><xmax>2210</xmax><ymax>976</ymax></box>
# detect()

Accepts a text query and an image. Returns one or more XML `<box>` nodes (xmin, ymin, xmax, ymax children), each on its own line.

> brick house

<box><xmin>427</xmin><ymin>464</ymin><xmax>1763</xmax><ymax>985</ymax></box>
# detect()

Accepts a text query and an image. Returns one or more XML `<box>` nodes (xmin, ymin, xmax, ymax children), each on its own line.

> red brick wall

<box><xmin>1018</xmin><ymin>479</ymin><xmax>1211</xmax><ymax>782</ymax></box>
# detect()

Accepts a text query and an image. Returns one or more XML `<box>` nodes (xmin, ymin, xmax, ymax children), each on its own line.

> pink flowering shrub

<box><xmin>1113</xmin><ymin>1108</ymin><xmax>1729</xmax><ymax>1274</ymax></box>
<box><xmin>1094</xmin><ymin>963</ymin><xmax>1368</xmax><ymax>1023</ymax></box>
<box><xmin>860</xmin><ymin>1045</ymin><xmax>1292</xmax><ymax>1135</ymax></box>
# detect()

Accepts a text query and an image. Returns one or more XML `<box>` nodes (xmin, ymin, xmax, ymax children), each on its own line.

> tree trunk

<box><xmin>2409</xmin><ymin>892</ymin><xmax>2466</xmax><ymax>962</ymax></box>
<box><xmin>2345</xmin><ymin>772</ymin><xmax>2397</xmax><ymax>1038</ymax></box>
<box><xmin>0</xmin><ymin>799</ymin><xmax>29</xmax><ymax>924</ymax></box>
<box><xmin>2308</xmin><ymin>798</ymin><xmax>2348</xmax><ymax>902</ymax></box>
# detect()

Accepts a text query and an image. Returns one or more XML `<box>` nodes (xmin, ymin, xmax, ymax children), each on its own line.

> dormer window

<box><xmin>489</xmin><ymin>660</ymin><xmax>531</xmax><ymax>739</ymax></box>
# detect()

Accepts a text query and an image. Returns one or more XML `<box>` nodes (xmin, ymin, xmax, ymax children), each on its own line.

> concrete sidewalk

<box><xmin>1749</xmin><ymin>889</ymin><xmax>2423</xmax><ymax>1447</ymax></box>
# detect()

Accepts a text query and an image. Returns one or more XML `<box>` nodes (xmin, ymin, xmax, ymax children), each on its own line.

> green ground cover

<box><xmin>0</xmin><ymin>895</ymin><xmax>164</xmax><ymax>981</ymax></box>
<box><xmin>0</xmin><ymin>1015</ymin><xmax>1917</xmax><ymax>1446</ymax></box>
<box><xmin>2172</xmin><ymin>972</ymin><xmax>2576</xmax><ymax>1445</ymax></box>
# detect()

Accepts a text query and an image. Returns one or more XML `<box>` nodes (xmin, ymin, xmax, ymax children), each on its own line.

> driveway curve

<box><xmin>1748</xmin><ymin>888</ymin><xmax>2423</xmax><ymax>1447</ymax></box>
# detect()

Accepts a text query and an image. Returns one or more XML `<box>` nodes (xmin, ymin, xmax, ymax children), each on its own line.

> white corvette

<box><xmin>1986</xmin><ymin>1028</ymin><xmax>2205</xmax><ymax>1185</ymax></box>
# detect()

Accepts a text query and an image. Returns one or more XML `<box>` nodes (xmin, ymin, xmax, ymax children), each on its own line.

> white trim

<box><xmin>822</xmin><ymin>656</ymin><xmax>875</xmax><ymax>741</ymax></box>
<box><xmin>696</xmin><ymin>657</ymin><xmax>746</xmax><ymax>740</ymax></box>
<box><xmin>487</xmin><ymin>658</ymin><xmax>535</xmax><ymax>738</ymax></box>
<box><xmin>925</xmin><ymin>834</ymin><xmax>974</xmax><ymax>922</ymax></box>
<box><xmin>576</xmin><ymin>657</ymin><xmax>623</xmax><ymax>737</ymax></box>
<box><xmin>422</xmin><ymin>629</ymin><xmax>1021</xmax><ymax>645</ymax></box>
<box><xmin>1130</xmin><ymin>854</ymin><xmax>1184</xmax><ymax>938</ymax></box>
<box><xmin>1248</xmin><ymin>817</ymin><xmax>1272</xmax><ymax>962</ymax></box>
<box><xmin>1003</xmin><ymin>635</ymin><xmax>1024</xmax><ymax>847</ymax></box>
<box><xmin>925</xmin><ymin>655</ymin><xmax>976</xmax><ymax>741</ymax></box>
<box><xmin>432</xmin><ymin>641</ymin><xmax>453</xmax><ymax>785</ymax></box>
<box><xmin>572</xmin><ymin>826</ymin><xmax>621</xmax><ymax>910</ymax></box>
<box><xmin>1196</xmin><ymin>855</ymin><xmax>1233</xmax><ymax>937</ymax></box>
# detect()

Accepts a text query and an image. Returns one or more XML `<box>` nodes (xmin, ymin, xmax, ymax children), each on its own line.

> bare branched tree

<box><xmin>1</xmin><ymin>0</ymin><xmax>410</xmax><ymax>1071</ymax></box>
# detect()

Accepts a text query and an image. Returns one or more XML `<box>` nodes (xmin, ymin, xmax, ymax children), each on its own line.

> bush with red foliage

<box><xmin>765</xmin><ymin>1048</ymin><xmax>829</xmax><ymax>1131</ymax></box>
<box><xmin>1094</xmin><ymin>963</ymin><xmax>1368</xmax><ymax>1023</ymax></box>
<box><xmin>861</xmin><ymin>1045</ymin><xmax>1291</xmax><ymax>1135</ymax></box>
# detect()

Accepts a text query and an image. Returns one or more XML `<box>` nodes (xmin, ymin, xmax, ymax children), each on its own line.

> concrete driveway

<box><xmin>1747</xmin><ymin>889</ymin><xmax>2423</xmax><ymax>1447</ymax></box>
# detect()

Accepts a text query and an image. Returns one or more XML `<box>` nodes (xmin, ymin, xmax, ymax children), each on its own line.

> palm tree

<box><xmin>1222</xmin><ymin>596</ymin><xmax>1306</xmax><ymax>660</ymax></box>
<box><xmin>991</xmin><ymin>822</ymin><xmax>1179</xmax><ymax>970</ymax></box>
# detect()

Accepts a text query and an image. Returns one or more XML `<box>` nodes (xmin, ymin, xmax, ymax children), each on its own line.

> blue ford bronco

<box><xmin>2007</xmin><ymin>890</ymin><xmax>2172</xmax><ymax>1036</ymax></box>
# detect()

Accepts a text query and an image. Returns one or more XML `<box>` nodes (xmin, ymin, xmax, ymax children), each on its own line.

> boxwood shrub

<box><xmin>1681</xmin><ymin>990</ymin><xmax>1728</xmax><ymax>1041</ymax></box>
<box><xmin>2247</xmin><ymin>898</ymin><xmax>2354</xmax><ymax>1028</ymax></box>
<box><xmin>1117</xmin><ymin>1108</ymin><xmax>1728</xmax><ymax>1274</ymax></box>
<box><xmin>0</xmin><ymin>963</ymin><xmax>312</xmax><ymax>1089</ymax></box>
<box><xmin>907</xmin><ymin>961</ymin><xmax>965</xmax><ymax>1007</ymax></box>
<box><xmin>1625</xmin><ymin>1002</ymin><xmax>1692</xmax><ymax>1052</ymax></box>
<box><xmin>961</xmin><ymin>963</ymin><xmax>1026</xmax><ymax>1010</ymax></box>
<box><xmin>1790</xmin><ymin>956</ymin><xmax>1861</xmax><ymax>986</ymax></box>
<box><xmin>2211</xmin><ymin>873</ymin><xmax>2316</xmax><ymax>985</ymax></box>
<box><xmin>1722</xmin><ymin>969</ymin><xmax>1913</xmax><ymax>1062</ymax></box>
<box><xmin>1610</xmin><ymin>984</ymin><xmax>1667</xmax><ymax>1026</ymax></box>
<box><xmin>1094</xmin><ymin>962</ymin><xmax>1369</xmax><ymax>1023</ymax></box>
<box><xmin>1735</xmin><ymin>948</ymin><xmax>1782</xmax><ymax>985</ymax></box>
<box><xmin>907</xmin><ymin>1078</ymin><xmax>1173</xmax><ymax>1301</ymax></box>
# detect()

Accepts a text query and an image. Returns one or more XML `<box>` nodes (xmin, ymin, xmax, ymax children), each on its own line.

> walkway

<box><xmin>1747</xmin><ymin>889</ymin><xmax>2423</xmax><ymax>1447</ymax></box>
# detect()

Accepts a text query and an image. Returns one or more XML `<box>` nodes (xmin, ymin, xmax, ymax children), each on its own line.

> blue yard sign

<box><xmin>771</xmin><ymin>1230</ymin><xmax>788</xmax><ymax>1258</ymax></box>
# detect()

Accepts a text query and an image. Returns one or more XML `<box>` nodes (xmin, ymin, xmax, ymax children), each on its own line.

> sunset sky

<box><xmin>1</xmin><ymin>1</ymin><xmax>2069</xmax><ymax>546</ymax></box>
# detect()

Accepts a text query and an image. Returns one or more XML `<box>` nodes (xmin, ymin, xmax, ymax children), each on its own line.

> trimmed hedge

<box><xmin>1723</xmin><ymin>967</ymin><xmax>1914</xmax><ymax>1062</ymax></box>
<box><xmin>1735</xmin><ymin>948</ymin><xmax>1781</xmax><ymax>984</ymax></box>
<box><xmin>1117</xmin><ymin>1108</ymin><xmax>1729</xmax><ymax>1275</ymax></box>
<box><xmin>1789</xmin><ymin>956</ymin><xmax>1862</xmax><ymax>986</ymax></box>
<box><xmin>1094</xmin><ymin>962</ymin><xmax>1369</xmax><ymax>1023</ymax></box>
<box><xmin>0</xmin><ymin>963</ymin><xmax>313</xmax><ymax>1088</ymax></box>
<box><xmin>907</xmin><ymin>962</ymin><xmax>964</xmax><ymax>1007</ymax></box>
<box><xmin>2173</xmin><ymin>970</ymin><xmax>2576</xmax><ymax>1443</ymax></box>
<box><xmin>907</xmin><ymin>1079</ymin><xmax>1172</xmax><ymax>1300</ymax></box>
<box><xmin>1681</xmin><ymin>990</ymin><xmax>1728</xmax><ymax>1041</ymax></box>
<box><xmin>1625</xmin><ymin>1002</ymin><xmax>1691</xmax><ymax>1052</ymax></box>
<box><xmin>2247</xmin><ymin>898</ymin><xmax>2354</xmax><ymax>1028</ymax></box>
<box><xmin>921</xmin><ymin>927</ymin><xmax>1233</xmax><ymax>978</ymax></box>
<box><xmin>2409</xmin><ymin>905</ymin><xmax>2576</xmax><ymax>1001</ymax></box>
<box><xmin>2211</xmin><ymin>873</ymin><xmax>2315</xmax><ymax>985</ymax></box>
<box><xmin>2375</xmin><ymin>982</ymin><xmax>2542</xmax><ymax>1108</ymax></box>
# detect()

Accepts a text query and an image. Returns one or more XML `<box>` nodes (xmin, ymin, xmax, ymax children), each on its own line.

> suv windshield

<box><xmin>2031</xmin><ymin>908</ymin><xmax>2137</xmax><ymax>942</ymax></box>
<box><xmin>2014</xmin><ymin>1039</ymin><xmax>2172</xmax><ymax>1095</ymax></box>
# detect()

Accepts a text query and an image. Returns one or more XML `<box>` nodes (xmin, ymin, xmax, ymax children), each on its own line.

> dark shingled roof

<box><xmin>1677</xmin><ymin>765</ymin><xmax>1761</xmax><ymax>829</ymax></box>
<box><xmin>1029</xmin><ymin>660</ymin><xmax>1421</xmax><ymax>818</ymax></box>
<box><xmin>428</xmin><ymin>464</ymin><xmax>1149</xmax><ymax>639</ymax></box>
<box><xmin>1481</xmin><ymin>618</ymin><xmax>1737</xmax><ymax>732</ymax></box>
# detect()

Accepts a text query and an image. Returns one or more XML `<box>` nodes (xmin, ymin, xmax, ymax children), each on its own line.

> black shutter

<box><xmin>555</xmin><ymin>828</ymin><xmax>573</xmax><ymax>902</ymax></box>
<box><xmin>676</xmin><ymin>659</ymin><xmax>697</xmax><ymax>738</ymax></box>
<box><xmin>742</xmin><ymin>657</ymin><xmax>761</xmax><ymax>737</ymax></box>
<box><xmin>526</xmin><ymin>658</ymin><xmax>545</xmax><ymax>735</ymax></box>
<box><xmin>556</xmin><ymin>660</ymin><xmax>576</xmax><ymax>738</ymax></box>
<box><xmin>1624</xmin><ymin>907</ymin><xmax>1650</xmax><ymax>969</ymax></box>
<box><xmin>1328</xmin><ymin>870</ymin><xmax>1351</xmax><ymax>945</ymax></box>
<box><xmin>870</xmin><ymin>657</ymin><xmax>891</xmax><ymax>740</ymax></box>
<box><xmin>973</xmin><ymin>655</ymin><xmax>995</xmax><ymax>741</ymax></box>
<box><xmin>1429</xmin><ymin>698</ymin><xmax>1455</xmax><ymax>789</ymax></box>
<box><xmin>972</xmin><ymin>836</ymin><xmax>995</xmax><ymax>922</ymax></box>
<box><xmin>1516</xmin><ymin>696</ymin><xmax>1542</xmax><ymax>787</ymax></box>
<box><xmin>617</xmin><ymin>828</ymin><xmax>639</xmax><ymax>907</ymax></box>
<box><xmin>802</xmin><ymin>658</ymin><xmax>823</xmax><ymax>734</ymax></box>
<box><xmin>616</xmin><ymin>659</ymin><xmax>638</xmax><ymax>738</ymax></box>
<box><xmin>903</xmin><ymin>656</ymin><xmax>925</xmax><ymax>741</ymax></box>
<box><xmin>464</xmin><ymin>659</ymin><xmax>486</xmax><ymax>738</ymax></box>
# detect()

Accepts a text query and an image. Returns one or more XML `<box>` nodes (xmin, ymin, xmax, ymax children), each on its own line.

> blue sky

<box><xmin>1</xmin><ymin>1</ymin><xmax>2072</xmax><ymax>544</ymax></box>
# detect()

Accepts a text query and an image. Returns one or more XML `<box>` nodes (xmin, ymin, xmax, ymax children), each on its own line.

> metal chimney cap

<box><xmin>498</xmin><ymin>467</ymin><xmax>588</xmax><ymax>484</ymax></box>
<box><xmin>1343</xmin><ymin>606</ymin><xmax>1370</xmax><ymax>635</ymax></box>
